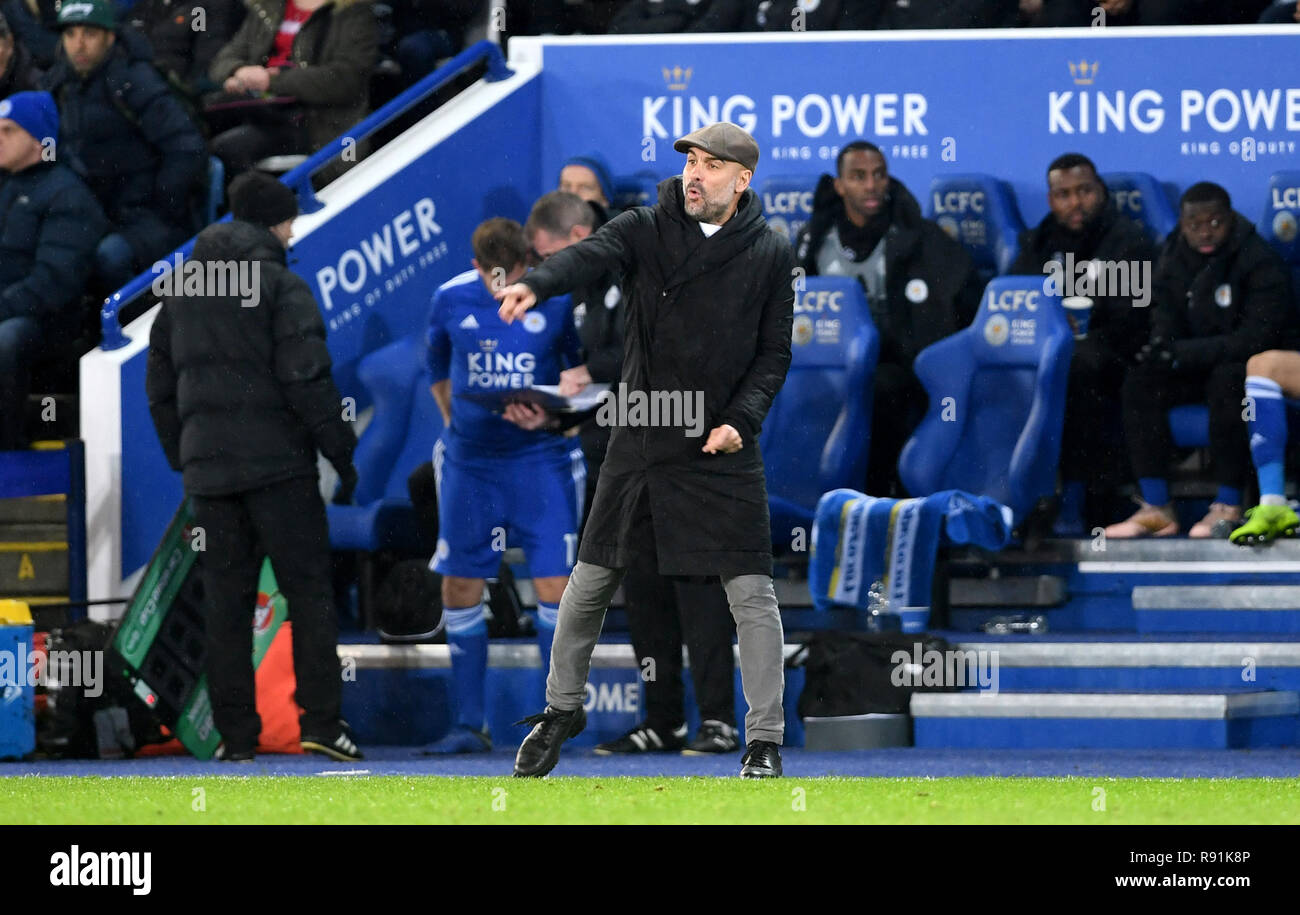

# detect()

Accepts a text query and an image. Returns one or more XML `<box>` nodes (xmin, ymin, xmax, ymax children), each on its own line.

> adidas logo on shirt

<box><xmin>459</xmin><ymin>314</ymin><xmax>479</xmax><ymax>329</ymax></box>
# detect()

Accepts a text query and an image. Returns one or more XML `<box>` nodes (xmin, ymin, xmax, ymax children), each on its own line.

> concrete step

<box><xmin>911</xmin><ymin>690</ymin><xmax>1299</xmax><ymax>749</ymax></box>
<box><xmin>1132</xmin><ymin>585</ymin><xmax>1300</xmax><ymax>633</ymax></box>
<box><xmin>954</xmin><ymin>639</ymin><xmax>1300</xmax><ymax>691</ymax></box>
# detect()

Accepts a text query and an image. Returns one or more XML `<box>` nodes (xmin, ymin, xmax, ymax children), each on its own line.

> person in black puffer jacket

<box><xmin>0</xmin><ymin>91</ymin><xmax>107</xmax><ymax>450</ymax></box>
<box><xmin>608</xmin><ymin>0</ymin><xmax>745</xmax><ymax>33</ymax></box>
<box><xmin>1105</xmin><ymin>181</ymin><xmax>1296</xmax><ymax>540</ymax></box>
<box><xmin>146</xmin><ymin>171</ymin><xmax>362</xmax><ymax>763</ymax></box>
<box><xmin>41</xmin><ymin>0</ymin><xmax>207</xmax><ymax>291</ymax></box>
<box><xmin>795</xmin><ymin>141</ymin><xmax>983</xmax><ymax>497</ymax></box>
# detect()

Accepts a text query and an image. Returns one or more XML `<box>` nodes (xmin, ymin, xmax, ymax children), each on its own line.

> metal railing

<box><xmin>99</xmin><ymin>39</ymin><xmax>514</xmax><ymax>350</ymax></box>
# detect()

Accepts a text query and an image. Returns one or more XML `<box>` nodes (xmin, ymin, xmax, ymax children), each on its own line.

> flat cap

<box><xmin>673</xmin><ymin>122</ymin><xmax>759</xmax><ymax>173</ymax></box>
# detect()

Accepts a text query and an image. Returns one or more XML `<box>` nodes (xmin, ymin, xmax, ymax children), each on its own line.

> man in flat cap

<box><xmin>498</xmin><ymin>122</ymin><xmax>795</xmax><ymax>779</ymax></box>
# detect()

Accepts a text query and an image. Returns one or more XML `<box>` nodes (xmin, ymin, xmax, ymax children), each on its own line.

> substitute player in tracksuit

<box><xmin>423</xmin><ymin>217</ymin><xmax>587</xmax><ymax>754</ymax></box>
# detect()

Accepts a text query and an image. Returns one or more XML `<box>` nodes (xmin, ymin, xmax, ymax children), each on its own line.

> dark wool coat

<box><xmin>208</xmin><ymin>0</ymin><xmax>377</xmax><ymax>157</ymax></box>
<box><xmin>146</xmin><ymin>220</ymin><xmax>356</xmax><ymax>496</ymax></box>
<box><xmin>522</xmin><ymin>177</ymin><xmax>795</xmax><ymax>577</ymax></box>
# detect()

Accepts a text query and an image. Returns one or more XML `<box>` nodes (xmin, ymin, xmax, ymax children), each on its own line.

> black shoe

<box><xmin>301</xmin><ymin>720</ymin><xmax>364</xmax><ymax>762</ymax></box>
<box><xmin>513</xmin><ymin>705</ymin><xmax>586</xmax><ymax>777</ymax></box>
<box><xmin>739</xmin><ymin>739</ymin><xmax>782</xmax><ymax>778</ymax></box>
<box><xmin>594</xmin><ymin>722</ymin><xmax>687</xmax><ymax>755</ymax></box>
<box><xmin>215</xmin><ymin>743</ymin><xmax>255</xmax><ymax>763</ymax></box>
<box><xmin>683</xmin><ymin>720</ymin><xmax>740</xmax><ymax>756</ymax></box>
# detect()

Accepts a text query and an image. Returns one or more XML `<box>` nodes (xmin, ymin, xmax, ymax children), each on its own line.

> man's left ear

<box><xmin>736</xmin><ymin>168</ymin><xmax>753</xmax><ymax>193</ymax></box>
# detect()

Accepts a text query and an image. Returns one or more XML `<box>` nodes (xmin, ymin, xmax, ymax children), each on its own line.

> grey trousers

<box><xmin>546</xmin><ymin>560</ymin><xmax>786</xmax><ymax>745</ymax></box>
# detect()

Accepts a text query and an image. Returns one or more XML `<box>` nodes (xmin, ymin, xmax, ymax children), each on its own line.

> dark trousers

<box><xmin>191</xmin><ymin>474</ymin><xmax>341</xmax><ymax>749</ymax></box>
<box><xmin>1120</xmin><ymin>361</ymin><xmax>1250</xmax><ymax>490</ymax></box>
<box><xmin>210</xmin><ymin>121</ymin><xmax>305</xmax><ymax>179</ymax></box>
<box><xmin>581</xmin><ymin>426</ymin><xmax>736</xmax><ymax>729</ymax></box>
<box><xmin>867</xmin><ymin>361</ymin><xmax>928</xmax><ymax>497</ymax></box>
<box><xmin>1061</xmin><ymin>339</ymin><xmax>1127</xmax><ymax>484</ymax></box>
<box><xmin>0</xmin><ymin>316</ymin><xmax>46</xmax><ymax>450</ymax></box>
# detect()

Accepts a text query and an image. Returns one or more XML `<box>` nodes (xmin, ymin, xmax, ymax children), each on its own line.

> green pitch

<box><xmin>4</xmin><ymin>776</ymin><xmax>1299</xmax><ymax>824</ymax></box>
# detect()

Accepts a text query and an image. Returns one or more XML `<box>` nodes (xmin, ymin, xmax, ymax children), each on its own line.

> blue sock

<box><xmin>1246</xmin><ymin>375</ymin><xmax>1287</xmax><ymax>501</ymax></box>
<box><xmin>1059</xmin><ymin>480</ymin><xmax>1085</xmax><ymax>523</ymax></box>
<box><xmin>1215</xmin><ymin>485</ymin><xmax>1242</xmax><ymax>507</ymax></box>
<box><xmin>1139</xmin><ymin>477</ymin><xmax>1169</xmax><ymax>507</ymax></box>
<box><xmin>444</xmin><ymin>603</ymin><xmax>487</xmax><ymax>732</ymax></box>
<box><xmin>536</xmin><ymin>602</ymin><xmax>559</xmax><ymax>678</ymax></box>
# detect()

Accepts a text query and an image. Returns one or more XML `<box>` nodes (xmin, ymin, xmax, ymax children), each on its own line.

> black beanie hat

<box><xmin>228</xmin><ymin>171</ymin><xmax>299</xmax><ymax>228</ymax></box>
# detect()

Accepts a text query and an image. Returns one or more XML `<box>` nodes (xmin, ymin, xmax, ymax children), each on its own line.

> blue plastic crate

<box><xmin>0</xmin><ymin>621</ymin><xmax>36</xmax><ymax>760</ymax></box>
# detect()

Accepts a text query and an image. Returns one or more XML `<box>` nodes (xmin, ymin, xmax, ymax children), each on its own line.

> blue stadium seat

<box><xmin>1102</xmin><ymin>171</ymin><xmax>1178</xmax><ymax>244</ymax></box>
<box><xmin>1257</xmin><ymin>170</ymin><xmax>1300</xmax><ymax>265</ymax></box>
<box><xmin>611</xmin><ymin>171</ymin><xmax>662</xmax><ymax>211</ymax></box>
<box><xmin>327</xmin><ymin>334</ymin><xmax>443</xmax><ymax>554</ymax></box>
<box><xmin>760</xmin><ymin>277</ymin><xmax>878</xmax><ymax>549</ymax></box>
<box><xmin>927</xmin><ymin>174</ymin><xmax>1025</xmax><ymax>278</ymax></box>
<box><xmin>759</xmin><ymin>176</ymin><xmax>816</xmax><ymax>244</ymax></box>
<box><xmin>898</xmin><ymin>275</ymin><xmax>1073</xmax><ymax>525</ymax></box>
<box><xmin>204</xmin><ymin>156</ymin><xmax>225</xmax><ymax>227</ymax></box>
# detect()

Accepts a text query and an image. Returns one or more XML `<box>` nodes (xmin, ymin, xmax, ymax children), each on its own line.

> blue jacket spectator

<box><xmin>42</xmin><ymin>0</ymin><xmax>207</xmax><ymax>290</ymax></box>
<box><xmin>0</xmin><ymin>91</ymin><xmax>108</xmax><ymax>449</ymax></box>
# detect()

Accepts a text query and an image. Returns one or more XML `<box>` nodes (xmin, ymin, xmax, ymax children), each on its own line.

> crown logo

<box><xmin>479</xmin><ymin>338</ymin><xmax>499</xmax><ymax>352</ymax></box>
<box><xmin>662</xmin><ymin>66</ymin><xmax>692</xmax><ymax>92</ymax></box>
<box><xmin>1068</xmin><ymin>60</ymin><xmax>1099</xmax><ymax>86</ymax></box>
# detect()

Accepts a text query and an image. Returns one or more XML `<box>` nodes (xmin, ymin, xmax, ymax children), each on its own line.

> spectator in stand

<box><xmin>871</xmin><ymin>0</ymin><xmax>1018</xmax><ymax>27</ymax></box>
<box><xmin>519</xmin><ymin>0</ymin><xmax>621</xmax><ymax>34</ymax></box>
<box><xmin>42</xmin><ymin>0</ymin><xmax>207</xmax><ymax>291</ymax></box>
<box><xmin>795</xmin><ymin>140</ymin><xmax>982</xmax><ymax>497</ymax></box>
<box><xmin>207</xmin><ymin>0</ymin><xmax>377</xmax><ymax>180</ymax></box>
<box><xmin>1259</xmin><ymin>1</ymin><xmax>1300</xmax><ymax>21</ymax></box>
<box><xmin>1105</xmin><ymin>183</ymin><xmax>1295</xmax><ymax>539</ymax></box>
<box><xmin>518</xmin><ymin>191</ymin><xmax>743</xmax><ymax>757</ymax></box>
<box><xmin>1009</xmin><ymin>153</ymin><xmax>1155</xmax><ymax>536</ymax></box>
<box><xmin>1</xmin><ymin>0</ymin><xmax>59</xmax><ymax>69</ymax></box>
<box><xmin>558</xmin><ymin>152</ymin><xmax>616</xmax><ymax>224</ymax></box>
<box><xmin>127</xmin><ymin>0</ymin><xmax>243</xmax><ymax>98</ymax></box>
<box><xmin>0</xmin><ymin>91</ymin><xmax>106</xmax><ymax>450</ymax></box>
<box><xmin>146</xmin><ymin>171</ymin><xmax>363</xmax><ymax>763</ymax></box>
<box><xmin>1030</xmin><ymin>0</ymin><xmax>1270</xmax><ymax>26</ymax></box>
<box><xmin>390</xmin><ymin>0</ymin><xmax>477</xmax><ymax>88</ymax></box>
<box><xmin>0</xmin><ymin>12</ymin><xmax>40</xmax><ymax>97</ymax></box>
<box><xmin>739</xmin><ymin>0</ymin><xmax>878</xmax><ymax>30</ymax></box>
<box><xmin>607</xmin><ymin>0</ymin><xmax>742</xmax><ymax>33</ymax></box>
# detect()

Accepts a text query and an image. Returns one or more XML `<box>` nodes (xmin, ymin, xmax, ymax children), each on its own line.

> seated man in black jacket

<box><xmin>0</xmin><ymin>90</ymin><xmax>106</xmax><ymax>450</ymax></box>
<box><xmin>1010</xmin><ymin>153</ymin><xmax>1156</xmax><ymax>534</ymax></box>
<box><xmin>42</xmin><ymin>0</ymin><xmax>207</xmax><ymax>291</ymax></box>
<box><xmin>1105</xmin><ymin>182</ymin><xmax>1296</xmax><ymax>539</ymax></box>
<box><xmin>795</xmin><ymin>140</ymin><xmax>982</xmax><ymax>496</ymax></box>
<box><xmin>146</xmin><ymin>171</ymin><xmax>361</xmax><ymax>762</ymax></box>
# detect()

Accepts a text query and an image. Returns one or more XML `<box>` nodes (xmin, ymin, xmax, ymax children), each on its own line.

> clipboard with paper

<box><xmin>456</xmin><ymin>383</ymin><xmax>611</xmax><ymax>413</ymax></box>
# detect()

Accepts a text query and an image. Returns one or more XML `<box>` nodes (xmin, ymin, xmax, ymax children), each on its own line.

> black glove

<box><xmin>1134</xmin><ymin>336</ymin><xmax>1177</xmax><ymax>369</ymax></box>
<box><xmin>332</xmin><ymin>464</ymin><xmax>358</xmax><ymax>506</ymax></box>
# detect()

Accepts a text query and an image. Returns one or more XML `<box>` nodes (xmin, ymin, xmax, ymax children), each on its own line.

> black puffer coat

<box><xmin>521</xmin><ymin>177</ymin><xmax>795</xmax><ymax>577</ymax></box>
<box><xmin>146</xmin><ymin>220</ymin><xmax>356</xmax><ymax>496</ymax></box>
<box><xmin>1149</xmin><ymin>213</ymin><xmax>1296</xmax><ymax>371</ymax></box>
